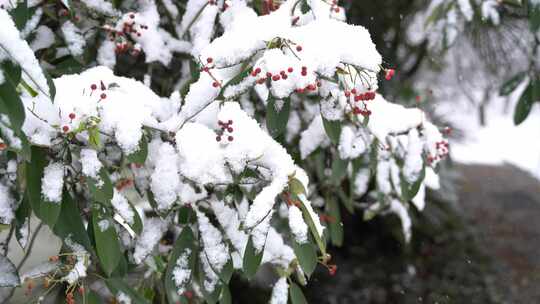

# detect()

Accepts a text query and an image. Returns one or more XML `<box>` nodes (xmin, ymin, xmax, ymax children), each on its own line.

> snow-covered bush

<box><xmin>0</xmin><ymin>0</ymin><xmax>448</xmax><ymax>302</ymax></box>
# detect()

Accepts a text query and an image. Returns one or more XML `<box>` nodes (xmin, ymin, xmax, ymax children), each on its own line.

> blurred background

<box><xmin>286</xmin><ymin>1</ymin><xmax>540</xmax><ymax>303</ymax></box>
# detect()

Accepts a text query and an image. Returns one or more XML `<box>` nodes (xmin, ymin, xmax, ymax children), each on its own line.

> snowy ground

<box><xmin>438</xmin><ymin>83</ymin><xmax>540</xmax><ymax>179</ymax></box>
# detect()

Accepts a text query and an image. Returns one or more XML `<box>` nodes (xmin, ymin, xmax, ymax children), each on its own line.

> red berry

<box><xmin>296</xmin><ymin>45</ymin><xmax>302</xmax><ymax>52</ymax></box>
<box><xmin>228</xmin><ymin>120</ymin><xmax>233</xmax><ymax>124</ymax></box>
<box><xmin>255</xmin><ymin>67</ymin><xmax>261</xmax><ymax>74</ymax></box>
<box><xmin>301</xmin><ymin>66</ymin><xmax>307</xmax><ymax>71</ymax></box>
<box><xmin>91</xmin><ymin>84</ymin><xmax>97</xmax><ymax>90</ymax></box>
<box><xmin>272</xmin><ymin>75</ymin><xmax>280</xmax><ymax>81</ymax></box>
<box><xmin>266</xmin><ymin>72</ymin><xmax>272</xmax><ymax>78</ymax></box>
<box><xmin>227</xmin><ymin>127</ymin><xmax>233</xmax><ymax>132</ymax></box>
<box><xmin>0</xmin><ymin>143</ymin><xmax>7</xmax><ymax>150</ymax></box>
<box><xmin>345</xmin><ymin>91</ymin><xmax>351</xmax><ymax>97</ymax></box>
<box><xmin>354</xmin><ymin>95</ymin><xmax>361</xmax><ymax>102</ymax></box>
<box><xmin>280</xmin><ymin>70</ymin><xmax>286</xmax><ymax>76</ymax></box>
<box><xmin>100</xmin><ymin>93</ymin><xmax>107</xmax><ymax>99</ymax></box>
<box><xmin>69</xmin><ymin>113</ymin><xmax>76</xmax><ymax>120</ymax></box>
<box><xmin>62</xmin><ymin>126</ymin><xmax>69</xmax><ymax>133</ymax></box>
<box><xmin>385</xmin><ymin>68</ymin><xmax>395</xmax><ymax>80</ymax></box>
<box><xmin>251</xmin><ymin>71</ymin><xmax>258</xmax><ymax>77</ymax></box>
<box><xmin>296</xmin><ymin>88</ymin><xmax>305</xmax><ymax>94</ymax></box>
<box><xmin>334</xmin><ymin>7</ymin><xmax>340</xmax><ymax>13</ymax></box>
<box><xmin>228</xmin><ymin>136</ymin><xmax>233</xmax><ymax>141</ymax></box>
<box><xmin>282</xmin><ymin>74</ymin><xmax>288</xmax><ymax>80</ymax></box>
<box><xmin>203</xmin><ymin>66</ymin><xmax>210</xmax><ymax>72</ymax></box>
<box><xmin>307</xmin><ymin>84</ymin><xmax>316</xmax><ymax>91</ymax></box>
<box><xmin>216</xmin><ymin>136</ymin><xmax>221</xmax><ymax>142</ymax></box>
<box><xmin>287</xmin><ymin>67</ymin><xmax>293</xmax><ymax>73</ymax></box>
<box><xmin>207</xmin><ymin>57</ymin><xmax>213</xmax><ymax>64</ymax></box>
<box><xmin>213</xmin><ymin>81</ymin><xmax>220</xmax><ymax>87</ymax></box>
<box><xmin>301</xmin><ymin>70</ymin><xmax>307</xmax><ymax>76</ymax></box>
<box><xmin>351</xmin><ymin>88</ymin><xmax>357</xmax><ymax>95</ymax></box>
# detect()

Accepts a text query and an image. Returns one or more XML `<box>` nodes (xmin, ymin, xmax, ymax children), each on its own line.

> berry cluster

<box><xmin>427</xmin><ymin>140</ymin><xmax>450</xmax><ymax>165</ymax></box>
<box><xmin>200</xmin><ymin>57</ymin><xmax>222</xmax><ymax>88</ymax></box>
<box><xmin>216</xmin><ymin>120</ymin><xmax>234</xmax><ymax>142</ymax></box>
<box><xmin>102</xmin><ymin>13</ymin><xmax>147</xmax><ymax>56</ymax></box>
<box><xmin>345</xmin><ymin>88</ymin><xmax>376</xmax><ymax>117</ymax></box>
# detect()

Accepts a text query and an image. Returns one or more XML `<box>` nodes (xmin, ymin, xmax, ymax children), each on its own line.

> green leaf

<box><xmin>165</xmin><ymin>227</ymin><xmax>195</xmax><ymax>304</ymax></box>
<box><xmin>85</xmin><ymin>290</ymin><xmax>101</xmax><ymax>304</ymax></box>
<box><xmin>326</xmin><ymin>198</ymin><xmax>343</xmax><ymax>247</ymax></box>
<box><xmin>289</xmin><ymin>282</ymin><xmax>308</xmax><ymax>304</ymax></box>
<box><xmin>0</xmin><ymin>255</ymin><xmax>20</xmax><ymax>287</ymax></box>
<box><xmin>26</xmin><ymin>146</ymin><xmax>47</xmax><ymax>218</ymax></box>
<box><xmin>321</xmin><ymin>116</ymin><xmax>341</xmax><ymax>145</ymax></box>
<box><xmin>400</xmin><ymin>165</ymin><xmax>426</xmax><ymax>202</ymax></box>
<box><xmin>0</xmin><ymin>62</ymin><xmax>25</xmax><ymax>131</ymax></box>
<box><xmin>295</xmin><ymin>195</ymin><xmax>326</xmax><ymax>256</ymax></box>
<box><xmin>514</xmin><ymin>83</ymin><xmax>535</xmax><ymax>125</ymax></box>
<box><xmin>106</xmin><ymin>278</ymin><xmax>150</xmax><ymax>304</ymax></box>
<box><xmin>44</xmin><ymin>71</ymin><xmax>56</xmax><ymax>101</ymax></box>
<box><xmin>293</xmin><ymin>242</ymin><xmax>317</xmax><ymax>277</ymax></box>
<box><xmin>242</xmin><ymin>236</ymin><xmax>263</xmax><ymax>280</ymax></box>
<box><xmin>53</xmin><ymin>190</ymin><xmax>93</xmax><ymax>252</ymax></box>
<box><xmin>266</xmin><ymin>97</ymin><xmax>290</xmax><ymax>138</ymax></box>
<box><xmin>93</xmin><ymin>210</ymin><xmax>121</xmax><ymax>276</ymax></box>
<box><xmin>87</xmin><ymin>167</ymin><xmax>113</xmax><ymax>204</ymax></box>
<box><xmin>530</xmin><ymin>2</ymin><xmax>540</xmax><ymax>32</ymax></box>
<box><xmin>499</xmin><ymin>72</ymin><xmax>526</xmax><ymax>96</ymax></box>
<box><xmin>220</xmin><ymin>285</ymin><xmax>232</xmax><ymax>304</ymax></box>
<box><xmin>127</xmin><ymin>200</ymin><xmax>143</xmax><ymax>235</ymax></box>
<box><xmin>330</xmin><ymin>156</ymin><xmax>348</xmax><ymax>185</ymax></box>
<box><xmin>9</xmin><ymin>0</ymin><xmax>29</xmax><ymax>31</ymax></box>
<box><xmin>126</xmin><ymin>136</ymin><xmax>148</xmax><ymax>164</ymax></box>
<box><xmin>288</xmin><ymin>177</ymin><xmax>306</xmax><ymax>196</ymax></box>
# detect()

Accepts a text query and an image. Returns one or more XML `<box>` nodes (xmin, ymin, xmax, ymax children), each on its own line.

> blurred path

<box><xmin>458</xmin><ymin>164</ymin><xmax>540</xmax><ymax>303</ymax></box>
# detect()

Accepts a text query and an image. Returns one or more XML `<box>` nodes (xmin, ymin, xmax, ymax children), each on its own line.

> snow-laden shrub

<box><xmin>0</xmin><ymin>0</ymin><xmax>448</xmax><ymax>302</ymax></box>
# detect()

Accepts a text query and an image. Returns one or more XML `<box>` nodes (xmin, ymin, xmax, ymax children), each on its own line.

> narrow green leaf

<box><xmin>9</xmin><ymin>0</ymin><xmax>29</xmax><ymax>31</ymax></box>
<box><xmin>293</xmin><ymin>242</ymin><xmax>317</xmax><ymax>277</ymax></box>
<box><xmin>288</xmin><ymin>177</ymin><xmax>306</xmax><ymax>196</ymax></box>
<box><xmin>499</xmin><ymin>72</ymin><xmax>526</xmax><ymax>96</ymax></box>
<box><xmin>44</xmin><ymin>70</ymin><xmax>56</xmax><ymax>101</ymax></box>
<box><xmin>242</xmin><ymin>236</ymin><xmax>263</xmax><ymax>280</ymax></box>
<box><xmin>321</xmin><ymin>116</ymin><xmax>341</xmax><ymax>145</ymax></box>
<box><xmin>330</xmin><ymin>156</ymin><xmax>348</xmax><ymax>185</ymax></box>
<box><xmin>289</xmin><ymin>282</ymin><xmax>307</xmax><ymax>304</ymax></box>
<box><xmin>53</xmin><ymin>190</ymin><xmax>93</xmax><ymax>252</ymax></box>
<box><xmin>326</xmin><ymin>198</ymin><xmax>343</xmax><ymax>247</ymax></box>
<box><xmin>93</xmin><ymin>210</ymin><xmax>121</xmax><ymax>276</ymax></box>
<box><xmin>127</xmin><ymin>200</ymin><xmax>143</xmax><ymax>235</ymax></box>
<box><xmin>0</xmin><ymin>62</ymin><xmax>25</xmax><ymax>131</ymax></box>
<box><xmin>220</xmin><ymin>285</ymin><xmax>232</xmax><ymax>304</ymax></box>
<box><xmin>400</xmin><ymin>165</ymin><xmax>426</xmax><ymax>202</ymax></box>
<box><xmin>106</xmin><ymin>278</ymin><xmax>150</xmax><ymax>304</ymax></box>
<box><xmin>26</xmin><ymin>146</ymin><xmax>47</xmax><ymax>218</ymax></box>
<box><xmin>126</xmin><ymin>136</ymin><xmax>148</xmax><ymax>164</ymax></box>
<box><xmin>530</xmin><ymin>3</ymin><xmax>540</xmax><ymax>32</ymax></box>
<box><xmin>266</xmin><ymin>97</ymin><xmax>290</xmax><ymax>138</ymax></box>
<box><xmin>514</xmin><ymin>83</ymin><xmax>534</xmax><ymax>125</ymax></box>
<box><xmin>87</xmin><ymin>167</ymin><xmax>113</xmax><ymax>204</ymax></box>
<box><xmin>165</xmin><ymin>227</ymin><xmax>195</xmax><ymax>304</ymax></box>
<box><xmin>295</xmin><ymin>195</ymin><xmax>326</xmax><ymax>256</ymax></box>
